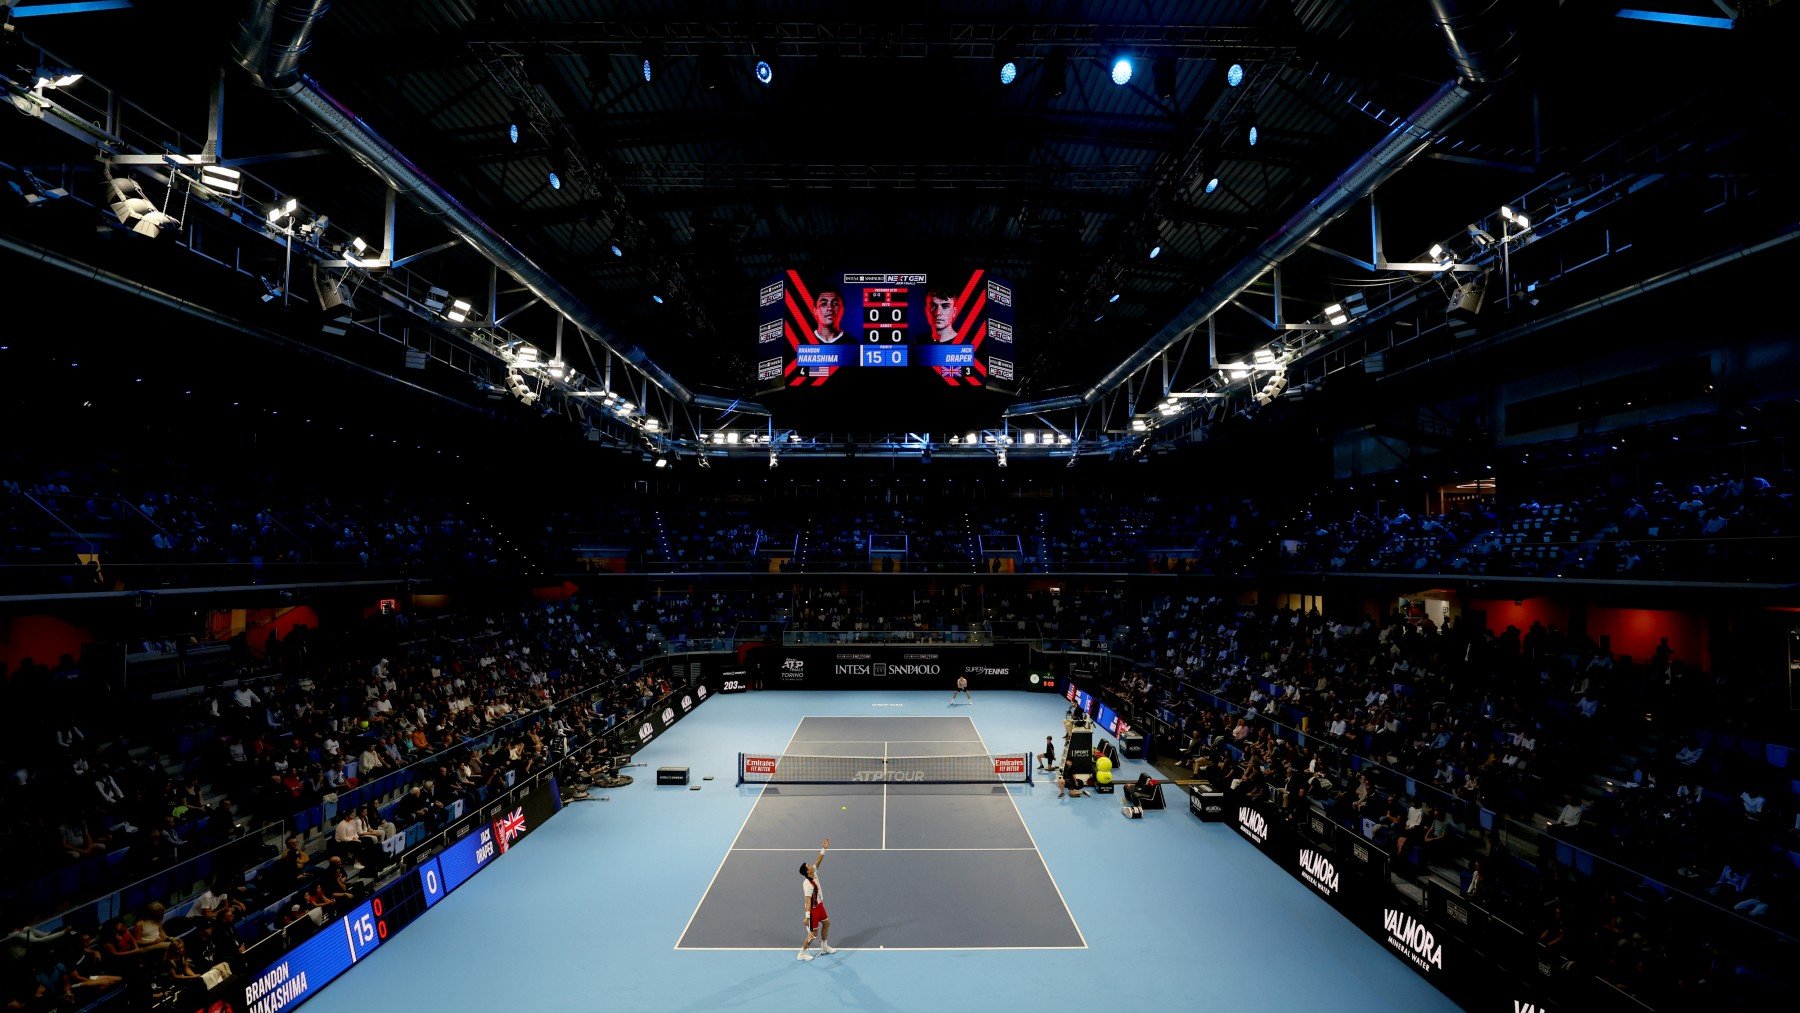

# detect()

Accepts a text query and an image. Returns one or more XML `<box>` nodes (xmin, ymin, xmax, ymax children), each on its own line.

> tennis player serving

<box><xmin>797</xmin><ymin>837</ymin><xmax>836</xmax><ymax>960</ymax></box>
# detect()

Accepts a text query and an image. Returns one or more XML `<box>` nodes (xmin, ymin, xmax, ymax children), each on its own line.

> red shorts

<box><xmin>810</xmin><ymin>903</ymin><xmax>828</xmax><ymax>929</ymax></box>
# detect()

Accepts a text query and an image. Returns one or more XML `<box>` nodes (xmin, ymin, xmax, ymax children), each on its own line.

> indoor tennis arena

<box><xmin>3</xmin><ymin>2</ymin><xmax>1796</xmax><ymax>1012</ymax></box>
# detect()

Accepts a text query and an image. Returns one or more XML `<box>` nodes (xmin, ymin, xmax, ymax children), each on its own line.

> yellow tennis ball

<box><xmin>840</xmin><ymin>806</ymin><xmax>847</xmax><ymax>811</ymax></box>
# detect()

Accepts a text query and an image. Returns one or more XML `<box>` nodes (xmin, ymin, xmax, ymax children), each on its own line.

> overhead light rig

<box><xmin>0</xmin><ymin>35</ymin><xmax>730</xmax><ymax>452</ymax></box>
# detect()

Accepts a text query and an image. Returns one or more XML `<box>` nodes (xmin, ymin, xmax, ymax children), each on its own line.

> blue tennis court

<box><xmin>678</xmin><ymin>715</ymin><xmax>1084</xmax><ymax>950</ymax></box>
<box><xmin>299</xmin><ymin>690</ymin><xmax>1458</xmax><ymax>1012</ymax></box>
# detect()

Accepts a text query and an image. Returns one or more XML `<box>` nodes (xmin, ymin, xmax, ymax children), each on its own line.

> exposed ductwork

<box><xmin>1009</xmin><ymin>0</ymin><xmax>1516</xmax><ymax>417</ymax></box>
<box><xmin>230</xmin><ymin>0</ymin><xmax>697</xmax><ymax>405</ymax></box>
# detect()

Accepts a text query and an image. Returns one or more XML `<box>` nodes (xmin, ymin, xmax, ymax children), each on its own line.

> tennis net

<box><xmin>737</xmin><ymin>752</ymin><xmax>1033</xmax><ymax>786</ymax></box>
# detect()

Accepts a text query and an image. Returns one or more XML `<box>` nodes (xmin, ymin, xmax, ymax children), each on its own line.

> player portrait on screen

<box><xmin>811</xmin><ymin>287</ymin><xmax>848</xmax><ymax>343</ymax></box>
<box><xmin>925</xmin><ymin>288</ymin><xmax>960</xmax><ymax>343</ymax></box>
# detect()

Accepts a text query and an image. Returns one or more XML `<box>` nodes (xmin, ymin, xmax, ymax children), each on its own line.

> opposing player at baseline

<box><xmin>951</xmin><ymin>674</ymin><xmax>973</xmax><ymax>705</ymax></box>
<box><xmin>797</xmin><ymin>837</ymin><xmax>837</xmax><ymax>960</ymax></box>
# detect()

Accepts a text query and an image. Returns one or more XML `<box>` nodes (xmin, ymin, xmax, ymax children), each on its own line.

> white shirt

<box><xmin>802</xmin><ymin>878</ymin><xmax>820</xmax><ymax>905</ymax></box>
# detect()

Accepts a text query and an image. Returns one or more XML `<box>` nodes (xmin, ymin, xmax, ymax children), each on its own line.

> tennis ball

<box><xmin>840</xmin><ymin>806</ymin><xmax>847</xmax><ymax>811</ymax></box>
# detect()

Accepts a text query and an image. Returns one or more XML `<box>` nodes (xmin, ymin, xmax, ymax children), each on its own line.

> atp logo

<box><xmin>696</xmin><ymin>685</ymin><xmax>708</xmax><ymax>699</ymax></box>
<box><xmin>680</xmin><ymin>694</ymin><xmax>693</xmax><ymax>712</ymax></box>
<box><xmin>661</xmin><ymin>706</ymin><xmax>676</xmax><ymax>727</ymax></box>
<box><xmin>638</xmin><ymin>721</ymin><xmax>655</xmax><ymax>743</ymax></box>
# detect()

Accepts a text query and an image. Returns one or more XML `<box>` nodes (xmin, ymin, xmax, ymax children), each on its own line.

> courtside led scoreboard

<box><xmin>757</xmin><ymin>269</ymin><xmax>1015</xmax><ymax>391</ymax></box>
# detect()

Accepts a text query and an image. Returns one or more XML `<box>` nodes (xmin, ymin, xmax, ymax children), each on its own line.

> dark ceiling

<box><xmin>6</xmin><ymin>0</ymin><xmax>1797</xmax><ymax>418</ymax></box>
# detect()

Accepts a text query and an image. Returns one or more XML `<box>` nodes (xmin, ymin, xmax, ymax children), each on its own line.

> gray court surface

<box><xmin>677</xmin><ymin>716</ymin><xmax>1085</xmax><ymax>950</ymax></box>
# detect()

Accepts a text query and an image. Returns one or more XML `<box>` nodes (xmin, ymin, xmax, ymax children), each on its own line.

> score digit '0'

<box><xmin>862</xmin><ymin>287</ymin><xmax>908</xmax><ymax>343</ymax></box>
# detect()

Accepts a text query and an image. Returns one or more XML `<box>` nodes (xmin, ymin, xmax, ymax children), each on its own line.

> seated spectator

<box><xmin>1553</xmin><ymin>795</ymin><xmax>1586</xmax><ymax>829</ymax></box>
<box><xmin>193</xmin><ymin>878</ymin><xmax>246</xmax><ymax>923</ymax></box>
<box><xmin>132</xmin><ymin>902</ymin><xmax>173</xmax><ymax>953</ymax></box>
<box><xmin>98</xmin><ymin>918</ymin><xmax>139</xmax><ymax>965</ymax></box>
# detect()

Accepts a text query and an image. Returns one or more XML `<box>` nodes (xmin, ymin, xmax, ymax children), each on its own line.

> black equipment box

<box><xmin>1121</xmin><ymin>733</ymin><xmax>1145</xmax><ymax>759</ymax></box>
<box><xmin>1188</xmin><ymin>786</ymin><xmax>1226</xmax><ymax>822</ymax></box>
<box><xmin>656</xmin><ymin>766</ymin><xmax>690</xmax><ymax>785</ymax></box>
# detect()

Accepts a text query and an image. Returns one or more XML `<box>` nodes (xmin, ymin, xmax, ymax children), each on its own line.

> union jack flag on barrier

<box><xmin>493</xmin><ymin>808</ymin><xmax>528</xmax><ymax>854</ymax></box>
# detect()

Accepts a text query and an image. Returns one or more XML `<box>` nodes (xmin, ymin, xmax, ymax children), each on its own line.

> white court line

<box><xmin>677</xmin><ymin>945</ymin><xmax>1085</xmax><ymax>952</ymax></box>
<box><xmin>673</xmin><ymin>715</ymin><xmax>806</xmax><ymax>951</ymax></box>
<box><xmin>788</xmin><ymin>741</ymin><xmax>986</xmax><ymax>748</ymax></box>
<box><xmin>964</xmin><ymin>715</ymin><xmax>1089</xmax><ymax>949</ymax></box>
<box><xmin>882</xmin><ymin>740</ymin><xmax>888</xmax><ymax>850</ymax></box>
<box><xmin>729</xmin><ymin>847</ymin><xmax>1036</xmax><ymax>852</ymax></box>
<box><xmin>679</xmin><ymin>715</ymin><xmax>1068</xmax><ymax>951</ymax></box>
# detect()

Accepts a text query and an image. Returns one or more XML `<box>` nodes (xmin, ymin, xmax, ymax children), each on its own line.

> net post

<box><xmin>736</xmin><ymin>752</ymin><xmax>744</xmax><ymax>787</ymax></box>
<box><xmin>1026</xmin><ymin>753</ymin><xmax>1033</xmax><ymax>786</ymax></box>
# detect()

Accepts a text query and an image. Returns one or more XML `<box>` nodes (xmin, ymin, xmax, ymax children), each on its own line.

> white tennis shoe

<box><xmin>797</xmin><ymin>951</ymin><xmax>814</xmax><ymax>961</ymax></box>
<box><xmin>821</xmin><ymin>944</ymin><xmax>837</xmax><ymax>954</ymax></box>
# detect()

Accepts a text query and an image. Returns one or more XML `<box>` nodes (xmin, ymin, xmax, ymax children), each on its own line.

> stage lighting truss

<box><xmin>10</xmin><ymin>41</ymin><xmax>701</xmax><ymax>464</ymax></box>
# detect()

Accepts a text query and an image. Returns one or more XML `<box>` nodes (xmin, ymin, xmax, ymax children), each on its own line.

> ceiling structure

<box><xmin>2</xmin><ymin>0</ymin><xmax>1795</xmax><ymax>464</ymax></box>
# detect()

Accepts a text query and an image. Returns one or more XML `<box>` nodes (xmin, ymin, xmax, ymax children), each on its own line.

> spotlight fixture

<box><xmin>1148</xmin><ymin>244</ymin><xmax>1162</xmax><ymax>259</ymax></box>
<box><xmin>1110</xmin><ymin>57</ymin><xmax>1134</xmax><ymax>86</ymax></box>
<box><xmin>999</xmin><ymin>60</ymin><xmax>1017</xmax><ymax>85</ymax></box>
<box><xmin>1226</xmin><ymin>63</ymin><xmax>1244</xmax><ymax>87</ymax></box>
<box><xmin>1247</xmin><ymin>126</ymin><xmax>1259</xmax><ymax>146</ymax></box>
<box><xmin>423</xmin><ymin>287</ymin><xmax>448</xmax><ymax>312</ymax></box>
<box><xmin>548</xmin><ymin>171</ymin><xmax>562</xmax><ymax>190</ymax></box>
<box><xmin>8</xmin><ymin>172</ymin><xmax>67</xmax><ymax>205</ymax></box>
<box><xmin>196</xmin><ymin>163</ymin><xmax>241</xmax><ymax>195</ymax></box>
<box><xmin>446</xmin><ymin>298</ymin><xmax>472</xmax><ymax>323</ymax></box>
<box><xmin>107</xmin><ymin>176</ymin><xmax>177</xmax><ymax>238</ymax></box>
<box><xmin>508</xmin><ymin>122</ymin><xmax>520</xmax><ymax>144</ymax></box>
<box><xmin>1108</xmin><ymin>292</ymin><xmax>1121</xmax><ymax>303</ymax></box>
<box><xmin>654</xmin><ymin>456</ymin><xmax>668</xmax><ymax>469</ymax></box>
<box><xmin>343</xmin><ymin>236</ymin><xmax>387</xmax><ymax>268</ymax></box>
<box><xmin>1204</xmin><ymin>177</ymin><xmax>1220</xmax><ymax>194</ymax></box>
<box><xmin>1500</xmin><ymin>205</ymin><xmax>1531</xmax><ymax>230</ymax></box>
<box><xmin>754</xmin><ymin>59</ymin><xmax>774</xmax><ymax>86</ymax></box>
<box><xmin>609</xmin><ymin>244</ymin><xmax>623</xmax><ymax>257</ymax></box>
<box><xmin>266</xmin><ymin>196</ymin><xmax>298</xmax><ymax>226</ymax></box>
<box><xmin>642</xmin><ymin>57</ymin><xmax>653</xmax><ymax>83</ymax></box>
<box><xmin>651</xmin><ymin>293</ymin><xmax>664</xmax><ymax>305</ymax></box>
<box><xmin>32</xmin><ymin>67</ymin><xmax>81</xmax><ymax>90</ymax></box>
